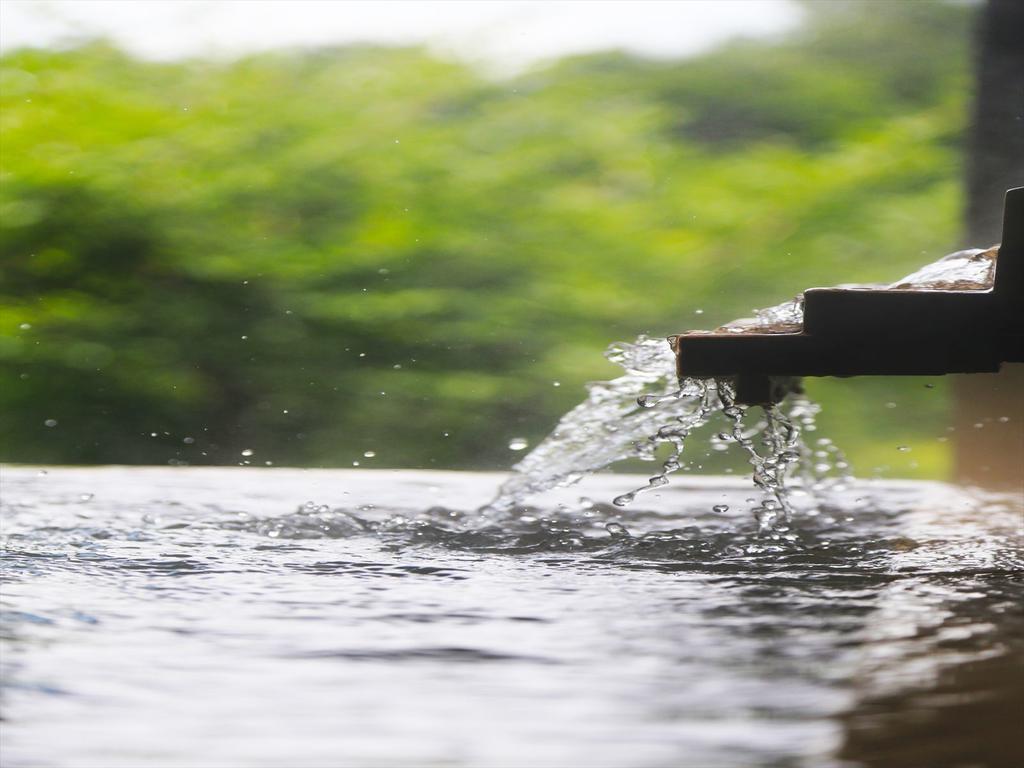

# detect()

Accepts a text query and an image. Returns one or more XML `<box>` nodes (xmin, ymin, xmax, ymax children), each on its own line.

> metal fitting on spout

<box><xmin>672</xmin><ymin>188</ymin><xmax>1024</xmax><ymax>406</ymax></box>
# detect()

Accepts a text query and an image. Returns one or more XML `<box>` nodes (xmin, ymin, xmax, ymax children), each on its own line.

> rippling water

<box><xmin>2</xmin><ymin>466</ymin><xmax>1022</xmax><ymax>767</ymax></box>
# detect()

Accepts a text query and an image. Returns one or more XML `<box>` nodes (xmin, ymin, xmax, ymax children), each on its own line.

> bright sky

<box><xmin>1</xmin><ymin>0</ymin><xmax>802</xmax><ymax>72</ymax></box>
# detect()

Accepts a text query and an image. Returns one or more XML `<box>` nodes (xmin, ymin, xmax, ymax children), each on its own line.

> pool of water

<box><xmin>1</xmin><ymin>466</ymin><xmax>1021</xmax><ymax>767</ymax></box>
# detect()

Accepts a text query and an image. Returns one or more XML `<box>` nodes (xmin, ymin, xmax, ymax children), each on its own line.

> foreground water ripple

<box><xmin>1</xmin><ymin>466</ymin><xmax>1021</xmax><ymax>768</ymax></box>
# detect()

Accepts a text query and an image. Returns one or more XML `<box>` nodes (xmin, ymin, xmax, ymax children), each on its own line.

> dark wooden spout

<box><xmin>673</xmin><ymin>187</ymin><xmax>1024</xmax><ymax>405</ymax></box>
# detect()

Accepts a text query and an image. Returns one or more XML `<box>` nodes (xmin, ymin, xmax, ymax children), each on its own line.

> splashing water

<box><xmin>490</xmin><ymin>240</ymin><xmax>987</xmax><ymax>521</ymax></box>
<box><xmin>487</xmin><ymin>345</ymin><xmax>828</xmax><ymax>523</ymax></box>
<box><xmin>487</xmin><ymin>335</ymin><xmax>705</xmax><ymax>512</ymax></box>
<box><xmin>488</xmin><ymin>293</ymin><xmax>858</xmax><ymax>525</ymax></box>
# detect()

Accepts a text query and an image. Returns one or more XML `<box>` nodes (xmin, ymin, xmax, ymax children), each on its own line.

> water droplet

<box><xmin>508</xmin><ymin>437</ymin><xmax>529</xmax><ymax>451</ymax></box>
<box><xmin>352</xmin><ymin>461</ymin><xmax>360</xmax><ymax>467</ymax></box>
<box><xmin>553</xmin><ymin>381</ymin><xmax>561</xmax><ymax>387</ymax></box>
<box><xmin>240</xmin><ymin>335</ymin><xmax>248</xmax><ymax>340</ymax></box>
<box><xmin>79</xmin><ymin>493</ymin><xmax>94</xmax><ymax>502</ymax></box>
<box><xmin>712</xmin><ymin>504</ymin><xmax>729</xmax><ymax>513</ymax></box>
<box><xmin>19</xmin><ymin>323</ymin><xmax>31</xmax><ymax>330</ymax></box>
<box><xmin>605</xmin><ymin>522</ymin><xmax>631</xmax><ymax>537</ymax></box>
<box><xmin>183</xmin><ymin>437</ymin><xmax>195</xmax><ymax>444</ymax></box>
<box><xmin>998</xmin><ymin>416</ymin><xmax>1010</xmax><ymax>423</ymax></box>
<box><xmin>694</xmin><ymin>309</ymin><xmax>704</xmax><ymax>314</ymax></box>
<box><xmin>897</xmin><ymin>445</ymin><xmax>910</xmax><ymax>452</ymax></box>
<box><xmin>363</xmin><ymin>450</ymin><xmax>376</xmax><ymax>458</ymax></box>
<box><xmin>241</xmin><ymin>449</ymin><xmax>254</xmax><ymax>457</ymax></box>
<box><xmin>44</xmin><ymin>419</ymin><xmax>57</xmax><ymax>427</ymax></box>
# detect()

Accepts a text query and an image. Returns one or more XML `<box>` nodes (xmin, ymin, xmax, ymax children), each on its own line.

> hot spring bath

<box><xmin>1</xmin><ymin>466</ymin><xmax>1021</xmax><ymax>767</ymax></box>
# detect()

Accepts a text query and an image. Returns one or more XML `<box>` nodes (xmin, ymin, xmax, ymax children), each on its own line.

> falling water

<box><xmin>487</xmin><ymin>319</ymin><xmax>824</xmax><ymax>523</ymax></box>
<box><xmin>490</xmin><ymin>244</ymin><xmax>990</xmax><ymax>520</ymax></box>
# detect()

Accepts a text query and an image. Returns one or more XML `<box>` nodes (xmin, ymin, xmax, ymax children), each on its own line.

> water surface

<box><xmin>2</xmin><ymin>466</ymin><xmax>1021</xmax><ymax>767</ymax></box>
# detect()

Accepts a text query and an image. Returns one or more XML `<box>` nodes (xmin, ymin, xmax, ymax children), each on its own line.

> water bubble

<box><xmin>553</xmin><ymin>381</ymin><xmax>561</xmax><ymax>387</ymax></box>
<box><xmin>44</xmin><ymin>419</ymin><xmax>57</xmax><ymax>427</ymax></box>
<box><xmin>508</xmin><ymin>438</ymin><xmax>529</xmax><ymax>451</ymax></box>
<box><xmin>998</xmin><ymin>416</ymin><xmax>1010</xmax><ymax>423</ymax></box>
<box><xmin>240</xmin><ymin>335</ymin><xmax>248</xmax><ymax>340</ymax></box>
<box><xmin>712</xmin><ymin>504</ymin><xmax>729</xmax><ymax>513</ymax></box>
<box><xmin>19</xmin><ymin>323</ymin><xmax>31</xmax><ymax>330</ymax></box>
<box><xmin>183</xmin><ymin>437</ymin><xmax>195</xmax><ymax>444</ymax></box>
<box><xmin>241</xmin><ymin>449</ymin><xmax>254</xmax><ymax>457</ymax></box>
<box><xmin>694</xmin><ymin>308</ymin><xmax>704</xmax><ymax>315</ymax></box>
<box><xmin>352</xmin><ymin>461</ymin><xmax>360</xmax><ymax>467</ymax></box>
<box><xmin>362</xmin><ymin>450</ymin><xmax>376</xmax><ymax>458</ymax></box>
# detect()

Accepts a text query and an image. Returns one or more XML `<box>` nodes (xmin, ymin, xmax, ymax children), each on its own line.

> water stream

<box><xmin>489</xmin><ymin>306</ymin><xmax>826</xmax><ymax>525</ymax></box>
<box><xmin>492</xmin><ymin>246</ymin><xmax>995</xmax><ymax>522</ymax></box>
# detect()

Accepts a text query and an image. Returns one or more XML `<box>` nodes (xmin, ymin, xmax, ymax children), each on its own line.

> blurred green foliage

<box><xmin>0</xmin><ymin>1</ymin><xmax>975</xmax><ymax>476</ymax></box>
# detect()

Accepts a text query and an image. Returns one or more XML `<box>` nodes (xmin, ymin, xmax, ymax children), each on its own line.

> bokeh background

<box><xmin>0</xmin><ymin>1</ymin><xmax>984</xmax><ymax>476</ymax></box>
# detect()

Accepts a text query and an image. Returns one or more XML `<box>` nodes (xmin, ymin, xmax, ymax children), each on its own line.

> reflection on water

<box><xmin>1</xmin><ymin>467</ymin><xmax>1022</xmax><ymax>768</ymax></box>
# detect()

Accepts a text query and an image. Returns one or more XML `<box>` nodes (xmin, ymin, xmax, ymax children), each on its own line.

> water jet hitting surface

<box><xmin>491</xmin><ymin>189</ymin><xmax>1022</xmax><ymax>515</ymax></box>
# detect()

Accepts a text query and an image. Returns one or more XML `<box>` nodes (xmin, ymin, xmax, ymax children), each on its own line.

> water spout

<box><xmin>674</xmin><ymin>188</ymin><xmax>1024</xmax><ymax>405</ymax></box>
